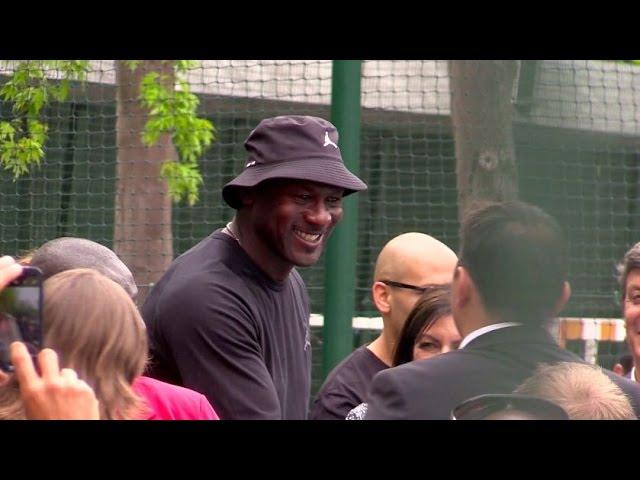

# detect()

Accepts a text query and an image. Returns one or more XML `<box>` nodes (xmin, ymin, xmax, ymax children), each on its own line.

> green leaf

<box><xmin>135</xmin><ymin>60</ymin><xmax>215</xmax><ymax>205</ymax></box>
<box><xmin>0</xmin><ymin>122</ymin><xmax>15</xmax><ymax>142</ymax></box>
<box><xmin>174</xmin><ymin>60</ymin><xmax>198</xmax><ymax>73</ymax></box>
<box><xmin>160</xmin><ymin>160</ymin><xmax>204</xmax><ymax>205</ymax></box>
<box><xmin>52</xmin><ymin>80</ymin><xmax>70</xmax><ymax>102</ymax></box>
<box><xmin>125</xmin><ymin>60</ymin><xmax>141</xmax><ymax>71</ymax></box>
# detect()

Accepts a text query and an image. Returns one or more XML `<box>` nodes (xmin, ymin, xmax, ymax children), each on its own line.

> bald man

<box><xmin>309</xmin><ymin>232</ymin><xmax>458</xmax><ymax>420</ymax></box>
<box><xmin>28</xmin><ymin>237</ymin><xmax>138</xmax><ymax>299</ymax></box>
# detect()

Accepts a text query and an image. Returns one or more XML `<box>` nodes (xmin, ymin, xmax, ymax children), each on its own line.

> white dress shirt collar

<box><xmin>459</xmin><ymin>322</ymin><xmax>523</xmax><ymax>350</ymax></box>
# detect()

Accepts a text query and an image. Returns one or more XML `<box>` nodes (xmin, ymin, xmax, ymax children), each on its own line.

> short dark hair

<box><xmin>458</xmin><ymin>201</ymin><xmax>567</xmax><ymax>325</ymax></box>
<box><xmin>392</xmin><ymin>284</ymin><xmax>452</xmax><ymax>366</ymax></box>
<box><xmin>617</xmin><ymin>242</ymin><xmax>640</xmax><ymax>303</ymax></box>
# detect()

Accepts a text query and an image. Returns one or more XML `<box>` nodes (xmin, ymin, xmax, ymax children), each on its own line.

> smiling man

<box><xmin>141</xmin><ymin>116</ymin><xmax>366</xmax><ymax>419</ymax></box>
<box><xmin>618</xmin><ymin>242</ymin><xmax>640</xmax><ymax>382</ymax></box>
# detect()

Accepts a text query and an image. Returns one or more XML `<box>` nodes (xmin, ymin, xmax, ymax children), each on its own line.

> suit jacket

<box><xmin>365</xmin><ymin>325</ymin><xmax>640</xmax><ymax>419</ymax></box>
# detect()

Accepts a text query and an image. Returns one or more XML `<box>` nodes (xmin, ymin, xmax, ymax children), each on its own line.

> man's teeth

<box><xmin>294</xmin><ymin>229</ymin><xmax>322</xmax><ymax>242</ymax></box>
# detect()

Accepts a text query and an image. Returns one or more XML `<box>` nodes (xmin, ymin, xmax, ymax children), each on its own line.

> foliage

<box><xmin>0</xmin><ymin>60</ymin><xmax>214</xmax><ymax>205</ymax></box>
<box><xmin>135</xmin><ymin>60</ymin><xmax>215</xmax><ymax>205</ymax></box>
<box><xmin>0</xmin><ymin>60</ymin><xmax>89</xmax><ymax>178</ymax></box>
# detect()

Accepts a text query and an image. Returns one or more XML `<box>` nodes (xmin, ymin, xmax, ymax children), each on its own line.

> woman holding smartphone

<box><xmin>0</xmin><ymin>256</ymin><xmax>99</xmax><ymax>420</ymax></box>
<box><xmin>0</xmin><ymin>267</ymin><xmax>217</xmax><ymax>420</ymax></box>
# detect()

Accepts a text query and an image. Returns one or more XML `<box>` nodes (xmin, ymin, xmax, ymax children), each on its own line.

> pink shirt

<box><xmin>133</xmin><ymin>376</ymin><xmax>219</xmax><ymax>420</ymax></box>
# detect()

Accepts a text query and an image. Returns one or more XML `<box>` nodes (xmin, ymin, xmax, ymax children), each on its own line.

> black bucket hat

<box><xmin>222</xmin><ymin>115</ymin><xmax>367</xmax><ymax>209</ymax></box>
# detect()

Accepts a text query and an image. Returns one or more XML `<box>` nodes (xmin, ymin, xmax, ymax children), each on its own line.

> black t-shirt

<box><xmin>141</xmin><ymin>230</ymin><xmax>312</xmax><ymax>420</ymax></box>
<box><xmin>309</xmin><ymin>345</ymin><xmax>388</xmax><ymax>420</ymax></box>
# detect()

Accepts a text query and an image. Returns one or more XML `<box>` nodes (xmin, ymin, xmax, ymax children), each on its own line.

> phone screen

<box><xmin>0</xmin><ymin>270</ymin><xmax>43</xmax><ymax>372</ymax></box>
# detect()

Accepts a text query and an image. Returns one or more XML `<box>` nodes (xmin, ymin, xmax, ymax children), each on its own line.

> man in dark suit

<box><xmin>365</xmin><ymin>200</ymin><xmax>640</xmax><ymax>420</ymax></box>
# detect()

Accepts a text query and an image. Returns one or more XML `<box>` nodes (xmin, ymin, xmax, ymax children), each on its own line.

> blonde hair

<box><xmin>0</xmin><ymin>268</ymin><xmax>148</xmax><ymax>419</ymax></box>
<box><xmin>515</xmin><ymin>362</ymin><xmax>636</xmax><ymax>420</ymax></box>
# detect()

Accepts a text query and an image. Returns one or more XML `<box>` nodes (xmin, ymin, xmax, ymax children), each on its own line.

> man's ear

<box><xmin>453</xmin><ymin>266</ymin><xmax>472</xmax><ymax>310</ymax></box>
<box><xmin>553</xmin><ymin>281</ymin><xmax>571</xmax><ymax>316</ymax></box>
<box><xmin>237</xmin><ymin>188</ymin><xmax>256</xmax><ymax>208</ymax></box>
<box><xmin>372</xmin><ymin>282</ymin><xmax>391</xmax><ymax>315</ymax></box>
<box><xmin>613</xmin><ymin>363</ymin><xmax>625</xmax><ymax>376</ymax></box>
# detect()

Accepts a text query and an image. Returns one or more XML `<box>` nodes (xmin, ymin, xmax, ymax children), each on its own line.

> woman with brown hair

<box><xmin>346</xmin><ymin>284</ymin><xmax>460</xmax><ymax>419</ymax></box>
<box><xmin>0</xmin><ymin>268</ymin><xmax>148</xmax><ymax>419</ymax></box>
<box><xmin>391</xmin><ymin>284</ymin><xmax>460</xmax><ymax>366</ymax></box>
<box><xmin>0</xmin><ymin>257</ymin><xmax>99</xmax><ymax>420</ymax></box>
<box><xmin>8</xmin><ymin>238</ymin><xmax>219</xmax><ymax>420</ymax></box>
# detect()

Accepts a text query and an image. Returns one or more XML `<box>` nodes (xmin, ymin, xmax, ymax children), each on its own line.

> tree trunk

<box><xmin>114</xmin><ymin>60</ymin><xmax>175</xmax><ymax>305</ymax></box>
<box><xmin>449</xmin><ymin>60</ymin><xmax>519</xmax><ymax>220</ymax></box>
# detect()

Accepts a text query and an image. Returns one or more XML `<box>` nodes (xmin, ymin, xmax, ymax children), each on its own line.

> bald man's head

<box><xmin>372</xmin><ymin>232</ymin><xmax>457</xmax><ymax>337</ymax></box>
<box><xmin>30</xmin><ymin>237</ymin><xmax>138</xmax><ymax>299</ymax></box>
<box><xmin>374</xmin><ymin>232</ymin><xmax>457</xmax><ymax>284</ymax></box>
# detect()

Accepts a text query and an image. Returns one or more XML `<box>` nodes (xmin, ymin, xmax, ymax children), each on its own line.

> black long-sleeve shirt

<box><xmin>142</xmin><ymin>230</ymin><xmax>311</xmax><ymax>420</ymax></box>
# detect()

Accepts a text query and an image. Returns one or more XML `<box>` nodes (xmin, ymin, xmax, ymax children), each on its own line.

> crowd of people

<box><xmin>2</xmin><ymin>114</ymin><xmax>640</xmax><ymax>420</ymax></box>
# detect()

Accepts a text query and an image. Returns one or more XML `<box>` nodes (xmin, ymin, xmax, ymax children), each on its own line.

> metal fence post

<box><xmin>322</xmin><ymin>60</ymin><xmax>363</xmax><ymax>379</ymax></box>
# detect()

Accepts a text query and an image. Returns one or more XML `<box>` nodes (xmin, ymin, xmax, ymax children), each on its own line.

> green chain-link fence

<box><xmin>1</xmin><ymin>60</ymin><xmax>639</xmax><ymax>395</ymax></box>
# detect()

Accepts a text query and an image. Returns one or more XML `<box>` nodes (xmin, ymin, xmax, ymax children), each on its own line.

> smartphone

<box><xmin>0</xmin><ymin>266</ymin><xmax>43</xmax><ymax>372</ymax></box>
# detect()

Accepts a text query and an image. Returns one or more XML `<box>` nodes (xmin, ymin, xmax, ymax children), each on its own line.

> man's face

<box><xmin>250</xmin><ymin>179</ymin><xmax>344</xmax><ymax>268</ymax></box>
<box><xmin>623</xmin><ymin>269</ymin><xmax>640</xmax><ymax>359</ymax></box>
<box><xmin>412</xmin><ymin>314</ymin><xmax>461</xmax><ymax>361</ymax></box>
<box><xmin>386</xmin><ymin>265</ymin><xmax>454</xmax><ymax>339</ymax></box>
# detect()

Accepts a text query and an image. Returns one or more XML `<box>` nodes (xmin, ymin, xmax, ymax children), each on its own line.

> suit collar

<box><xmin>459</xmin><ymin>322</ymin><xmax>522</xmax><ymax>349</ymax></box>
<box><xmin>462</xmin><ymin>323</ymin><xmax>557</xmax><ymax>350</ymax></box>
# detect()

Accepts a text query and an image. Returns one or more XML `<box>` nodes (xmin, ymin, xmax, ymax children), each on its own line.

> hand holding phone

<box><xmin>10</xmin><ymin>341</ymin><xmax>100</xmax><ymax>420</ymax></box>
<box><xmin>0</xmin><ymin>260</ymin><xmax>43</xmax><ymax>373</ymax></box>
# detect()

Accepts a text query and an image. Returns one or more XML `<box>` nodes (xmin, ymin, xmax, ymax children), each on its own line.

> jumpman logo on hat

<box><xmin>323</xmin><ymin>131</ymin><xmax>338</xmax><ymax>149</ymax></box>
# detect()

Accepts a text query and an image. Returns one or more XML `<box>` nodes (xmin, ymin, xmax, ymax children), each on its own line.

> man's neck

<box><xmin>367</xmin><ymin>331</ymin><xmax>395</xmax><ymax>367</ymax></box>
<box><xmin>456</xmin><ymin>309</ymin><xmax>496</xmax><ymax>339</ymax></box>
<box><xmin>230</xmin><ymin>217</ymin><xmax>293</xmax><ymax>282</ymax></box>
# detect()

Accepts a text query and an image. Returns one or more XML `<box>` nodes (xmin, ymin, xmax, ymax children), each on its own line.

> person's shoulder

<box><xmin>327</xmin><ymin>346</ymin><xmax>369</xmax><ymax>376</ymax></box>
<box><xmin>316</xmin><ymin>347</ymin><xmax>374</xmax><ymax>394</ymax></box>
<box><xmin>345</xmin><ymin>345</ymin><xmax>383</xmax><ymax>369</ymax></box>
<box><xmin>605</xmin><ymin>368</ymin><xmax>640</xmax><ymax>394</ymax></box>
<box><xmin>154</xmin><ymin>272</ymin><xmax>249</xmax><ymax>321</ymax></box>
<box><xmin>374</xmin><ymin>349</ymin><xmax>474</xmax><ymax>384</ymax></box>
<box><xmin>157</xmin><ymin>239</ymin><xmax>252</xmax><ymax>306</ymax></box>
<box><xmin>148</xmin><ymin>262</ymin><xmax>260</xmax><ymax>336</ymax></box>
<box><xmin>133</xmin><ymin>376</ymin><xmax>218</xmax><ymax>420</ymax></box>
<box><xmin>310</xmin><ymin>349</ymin><xmax>373</xmax><ymax>420</ymax></box>
<box><xmin>173</xmin><ymin>230</ymin><xmax>226</xmax><ymax>262</ymax></box>
<box><xmin>134</xmin><ymin>376</ymin><xmax>198</xmax><ymax>398</ymax></box>
<box><xmin>367</xmin><ymin>358</ymin><xmax>458</xmax><ymax>420</ymax></box>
